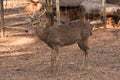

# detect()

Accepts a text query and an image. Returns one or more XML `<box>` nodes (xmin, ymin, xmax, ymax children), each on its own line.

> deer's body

<box><xmin>32</xmin><ymin>18</ymin><xmax>92</xmax><ymax>73</ymax></box>
<box><xmin>25</xmin><ymin>2</ymin><xmax>43</xmax><ymax>14</ymax></box>
<box><xmin>35</xmin><ymin>20</ymin><xmax>92</xmax><ymax>48</ymax></box>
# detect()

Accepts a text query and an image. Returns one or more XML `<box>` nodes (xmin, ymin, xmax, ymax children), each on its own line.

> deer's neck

<box><xmin>35</xmin><ymin>25</ymin><xmax>47</xmax><ymax>41</ymax></box>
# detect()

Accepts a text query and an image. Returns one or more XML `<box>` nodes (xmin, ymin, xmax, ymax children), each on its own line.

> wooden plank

<box><xmin>106</xmin><ymin>0</ymin><xmax>120</xmax><ymax>5</ymax></box>
<box><xmin>81</xmin><ymin>0</ymin><xmax>120</xmax><ymax>16</ymax></box>
<box><xmin>41</xmin><ymin>0</ymin><xmax>83</xmax><ymax>7</ymax></box>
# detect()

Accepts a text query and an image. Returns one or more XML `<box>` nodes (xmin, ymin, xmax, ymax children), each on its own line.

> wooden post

<box><xmin>102</xmin><ymin>0</ymin><xmax>106</xmax><ymax>29</ymax></box>
<box><xmin>56</xmin><ymin>0</ymin><xmax>60</xmax><ymax>25</ymax></box>
<box><xmin>45</xmin><ymin>0</ymin><xmax>54</xmax><ymax>26</ymax></box>
<box><xmin>0</xmin><ymin>0</ymin><xmax>5</xmax><ymax>38</ymax></box>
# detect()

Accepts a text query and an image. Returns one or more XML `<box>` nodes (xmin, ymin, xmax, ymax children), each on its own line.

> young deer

<box><xmin>25</xmin><ymin>2</ymin><xmax>43</xmax><ymax>17</ymax></box>
<box><xmin>31</xmin><ymin>13</ymin><xmax>93</xmax><ymax>73</ymax></box>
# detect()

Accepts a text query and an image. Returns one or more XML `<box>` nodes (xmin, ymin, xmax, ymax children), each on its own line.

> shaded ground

<box><xmin>0</xmin><ymin>1</ymin><xmax>120</xmax><ymax>80</ymax></box>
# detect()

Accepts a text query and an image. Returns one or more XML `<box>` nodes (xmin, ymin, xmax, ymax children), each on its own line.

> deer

<box><xmin>29</xmin><ymin>10</ymin><xmax>93</xmax><ymax>73</ymax></box>
<box><xmin>25</xmin><ymin>1</ymin><xmax>44</xmax><ymax>32</ymax></box>
<box><xmin>25</xmin><ymin>1</ymin><xmax>44</xmax><ymax>18</ymax></box>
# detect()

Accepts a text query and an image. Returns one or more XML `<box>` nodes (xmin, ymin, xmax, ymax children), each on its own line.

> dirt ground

<box><xmin>0</xmin><ymin>1</ymin><xmax>120</xmax><ymax>80</ymax></box>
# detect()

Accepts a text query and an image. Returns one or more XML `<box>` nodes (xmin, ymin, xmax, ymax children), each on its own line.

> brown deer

<box><xmin>30</xmin><ymin>11</ymin><xmax>93</xmax><ymax>73</ymax></box>
<box><xmin>25</xmin><ymin>1</ymin><xmax>44</xmax><ymax>32</ymax></box>
<box><xmin>25</xmin><ymin>1</ymin><xmax>43</xmax><ymax>17</ymax></box>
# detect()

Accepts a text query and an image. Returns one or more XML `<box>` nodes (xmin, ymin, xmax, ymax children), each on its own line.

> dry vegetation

<box><xmin>0</xmin><ymin>1</ymin><xmax>120</xmax><ymax>80</ymax></box>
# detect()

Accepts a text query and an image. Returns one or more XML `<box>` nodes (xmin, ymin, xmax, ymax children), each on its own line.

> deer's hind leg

<box><xmin>77</xmin><ymin>38</ymin><xmax>89</xmax><ymax>69</ymax></box>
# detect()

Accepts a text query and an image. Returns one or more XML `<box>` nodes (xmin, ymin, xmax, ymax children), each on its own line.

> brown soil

<box><xmin>0</xmin><ymin>1</ymin><xmax>120</xmax><ymax>80</ymax></box>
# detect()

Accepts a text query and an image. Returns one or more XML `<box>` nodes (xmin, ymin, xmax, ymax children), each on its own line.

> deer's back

<box><xmin>45</xmin><ymin>20</ymin><xmax>92</xmax><ymax>47</ymax></box>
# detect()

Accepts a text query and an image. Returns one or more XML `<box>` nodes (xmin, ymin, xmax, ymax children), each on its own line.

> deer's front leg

<box><xmin>51</xmin><ymin>46</ymin><xmax>59</xmax><ymax>74</ymax></box>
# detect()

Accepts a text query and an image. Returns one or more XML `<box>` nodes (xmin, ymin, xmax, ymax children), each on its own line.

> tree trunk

<box><xmin>102</xmin><ymin>0</ymin><xmax>106</xmax><ymax>28</ymax></box>
<box><xmin>56</xmin><ymin>0</ymin><xmax>60</xmax><ymax>25</ymax></box>
<box><xmin>0</xmin><ymin>0</ymin><xmax>5</xmax><ymax>38</ymax></box>
<box><xmin>45</xmin><ymin>0</ymin><xmax>54</xmax><ymax>26</ymax></box>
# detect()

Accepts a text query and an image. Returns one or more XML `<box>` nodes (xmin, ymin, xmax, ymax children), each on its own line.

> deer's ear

<box><xmin>42</xmin><ymin>24</ymin><xmax>47</xmax><ymax>28</ymax></box>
